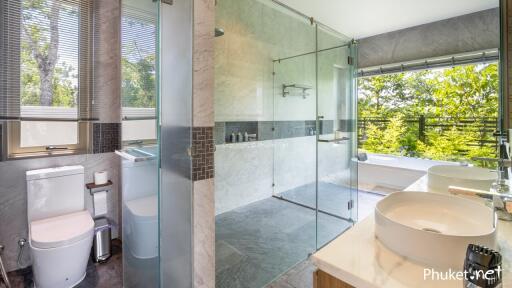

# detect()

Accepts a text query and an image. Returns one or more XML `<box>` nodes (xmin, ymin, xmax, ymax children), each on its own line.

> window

<box><xmin>358</xmin><ymin>61</ymin><xmax>499</xmax><ymax>165</ymax></box>
<box><xmin>1</xmin><ymin>0</ymin><xmax>93</xmax><ymax>158</ymax></box>
<box><xmin>121</xmin><ymin>1</ymin><xmax>157</xmax><ymax>145</ymax></box>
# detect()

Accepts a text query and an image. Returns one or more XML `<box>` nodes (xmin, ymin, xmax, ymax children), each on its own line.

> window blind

<box><xmin>0</xmin><ymin>0</ymin><xmax>21</xmax><ymax>120</ymax></box>
<box><xmin>0</xmin><ymin>0</ymin><xmax>96</xmax><ymax>121</ymax></box>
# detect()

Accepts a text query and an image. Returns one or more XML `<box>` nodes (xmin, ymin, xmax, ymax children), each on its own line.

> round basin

<box><xmin>427</xmin><ymin>165</ymin><xmax>496</xmax><ymax>193</ymax></box>
<box><xmin>375</xmin><ymin>192</ymin><xmax>497</xmax><ymax>269</ymax></box>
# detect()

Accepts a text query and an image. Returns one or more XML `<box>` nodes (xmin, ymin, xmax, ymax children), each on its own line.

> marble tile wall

<box><xmin>214</xmin><ymin>140</ymin><xmax>274</xmax><ymax>215</ymax></box>
<box><xmin>358</xmin><ymin>8</ymin><xmax>499</xmax><ymax>68</ymax></box>
<box><xmin>193</xmin><ymin>0</ymin><xmax>216</xmax><ymax>287</ymax></box>
<box><xmin>193</xmin><ymin>178</ymin><xmax>215</xmax><ymax>288</ymax></box>
<box><xmin>0</xmin><ymin>153</ymin><xmax>121</xmax><ymax>272</ymax></box>
<box><xmin>93</xmin><ymin>0</ymin><xmax>122</xmax><ymax>123</ymax></box>
<box><xmin>215</xmin><ymin>134</ymin><xmax>354</xmax><ymax>215</ymax></box>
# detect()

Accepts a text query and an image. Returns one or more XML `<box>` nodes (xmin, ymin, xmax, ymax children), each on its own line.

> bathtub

<box><xmin>357</xmin><ymin>153</ymin><xmax>457</xmax><ymax>192</ymax></box>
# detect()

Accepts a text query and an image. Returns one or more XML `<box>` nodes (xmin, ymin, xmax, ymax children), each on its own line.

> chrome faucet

<box><xmin>467</xmin><ymin>136</ymin><xmax>512</xmax><ymax>221</ymax></box>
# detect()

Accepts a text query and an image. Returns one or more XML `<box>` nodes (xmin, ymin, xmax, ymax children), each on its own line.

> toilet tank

<box><xmin>122</xmin><ymin>158</ymin><xmax>158</xmax><ymax>202</ymax></box>
<box><xmin>26</xmin><ymin>166</ymin><xmax>85</xmax><ymax>223</ymax></box>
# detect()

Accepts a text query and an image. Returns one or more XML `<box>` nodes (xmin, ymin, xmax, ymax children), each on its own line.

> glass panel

<box><xmin>215</xmin><ymin>0</ymin><xmax>318</xmax><ymax>286</ymax></box>
<box><xmin>272</xmin><ymin>53</ymin><xmax>317</xmax><ymax>213</ymax></box>
<box><xmin>315</xmin><ymin>26</ymin><xmax>357</xmax><ymax>249</ymax></box>
<box><xmin>121</xmin><ymin>0</ymin><xmax>157</xmax><ymax>144</ymax></box>
<box><xmin>120</xmin><ymin>0</ymin><xmax>159</xmax><ymax>287</ymax></box>
<box><xmin>159</xmin><ymin>0</ymin><xmax>193</xmax><ymax>286</ymax></box>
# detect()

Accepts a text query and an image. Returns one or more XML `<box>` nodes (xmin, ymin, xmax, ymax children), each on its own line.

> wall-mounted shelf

<box><xmin>86</xmin><ymin>180</ymin><xmax>113</xmax><ymax>196</ymax></box>
<box><xmin>282</xmin><ymin>84</ymin><xmax>313</xmax><ymax>99</ymax></box>
<box><xmin>318</xmin><ymin>137</ymin><xmax>350</xmax><ymax>144</ymax></box>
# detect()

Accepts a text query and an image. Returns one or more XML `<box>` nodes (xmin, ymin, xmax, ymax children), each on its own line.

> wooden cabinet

<box><xmin>313</xmin><ymin>269</ymin><xmax>355</xmax><ymax>288</ymax></box>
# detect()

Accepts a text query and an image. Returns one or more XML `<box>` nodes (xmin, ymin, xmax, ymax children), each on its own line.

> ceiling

<box><xmin>277</xmin><ymin>0</ymin><xmax>499</xmax><ymax>39</ymax></box>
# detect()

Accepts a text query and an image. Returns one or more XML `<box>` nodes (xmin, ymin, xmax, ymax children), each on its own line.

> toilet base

<box><xmin>30</xmin><ymin>233</ymin><xmax>93</xmax><ymax>288</ymax></box>
<box><xmin>33</xmin><ymin>272</ymin><xmax>86</xmax><ymax>288</ymax></box>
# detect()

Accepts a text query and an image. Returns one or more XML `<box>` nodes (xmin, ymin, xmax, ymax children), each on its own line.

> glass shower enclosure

<box><xmin>118</xmin><ymin>0</ymin><xmax>195</xmax><ymax>287</ymax></box>
<box><xmin>272</xmin><ymin>15</ymin><xmax>358</xmax><ymax>250</ymax></box>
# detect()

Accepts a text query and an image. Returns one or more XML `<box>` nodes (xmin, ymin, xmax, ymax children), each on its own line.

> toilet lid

<box><xmin>30</xmin><ymin>210</ymin><xmax>94</xmax><ymax>249</ymax></box>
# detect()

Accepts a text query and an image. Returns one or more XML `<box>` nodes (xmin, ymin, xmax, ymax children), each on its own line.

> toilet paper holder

<box><xmin>86</xmin><ymin>181</ymin><xmax>112</xmax><ymax>219</ymax></box>
<box><xmin>86</xmin><ymin>180</ymin><xmax>113</xmax><ymax>196</ymax></box>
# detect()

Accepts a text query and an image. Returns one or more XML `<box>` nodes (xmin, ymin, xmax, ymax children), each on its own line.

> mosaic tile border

<box><xmin>192</xmin><ymin>127</ymin><xmax>214</xmax><ymax>181</ymax></box>
<box><xmin>93</xmin><ymin>123</ymin><xmax>121</xmax><ymax>153</ymax></box>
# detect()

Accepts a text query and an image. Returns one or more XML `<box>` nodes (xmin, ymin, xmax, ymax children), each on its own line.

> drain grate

<box><xmin>422</xmin><ymin>228</ymin><xmax>442</xmax><ymax>234</ymax></box>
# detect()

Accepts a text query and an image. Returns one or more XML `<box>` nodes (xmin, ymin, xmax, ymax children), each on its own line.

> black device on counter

<box><xmin>463</xmin><ymin>244</ymin><xmax>502</xmax><ymax>288</ymax></box>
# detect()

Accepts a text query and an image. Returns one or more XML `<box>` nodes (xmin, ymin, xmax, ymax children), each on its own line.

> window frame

<box><xmin>7</xmin><ymin>0</ymin><xmax>93</xmax><ymax>159</ymax></box>
<box><xmin>8</xmin><ymin>121</ymin><xmax>89</xmax><ymax>158</ymax></box>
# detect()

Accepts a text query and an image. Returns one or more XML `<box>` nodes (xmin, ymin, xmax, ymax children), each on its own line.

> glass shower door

<box><xmin>315</xmin><ymin>31</ymin><xmax>358</xmax><ymax>248</ymax></box>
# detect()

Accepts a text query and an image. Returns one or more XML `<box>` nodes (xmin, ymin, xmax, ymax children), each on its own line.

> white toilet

<box><xmin>124</xmin><ymin>195</ymin><xmax>158</xmax><ymax>258</ymax></box>
<box><xmin>26</xmin><ymin>166</ymin><xmax>94</xmax><ymax>288</ymax></box>
<box><xmin>121</xmin><ymin>155</ymin><xmax>158</xmax><ymax>259</ymax></box>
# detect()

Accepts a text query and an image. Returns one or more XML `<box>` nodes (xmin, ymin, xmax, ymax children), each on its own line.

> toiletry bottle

<box><xmin>230</xmin><ymin>132</ymin><xmax>236</xmax><ymax>143</ymax></box>
<box><xmin>244</xmin><ymin>132</ymin><xmax>249</xmax><ymax>142</ymax></box>
<box><xmin>237</xmin><ymin>132</ymin><xmax>243</xmax><ymax>142</ymax></box>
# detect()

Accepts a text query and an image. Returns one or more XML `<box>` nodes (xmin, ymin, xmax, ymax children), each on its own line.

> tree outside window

<box><xmin>358</xmin><ymin>63</ymin><xmax>499</xmax><ymax>164</ymax></box>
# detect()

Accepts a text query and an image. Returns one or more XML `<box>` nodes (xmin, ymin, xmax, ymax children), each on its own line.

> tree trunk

<box><xmin>39</xmin><ymin>67</ymin><xmax>55</xmax><ymax>106</ymax></box>
<box><xmin>25</xmin><ymin>0</ymin><xmax>61</xmax><ymax>106</ymax></box>
<box><xmin>39</xmin><ymin>0</ymin><xmax>60</xmax><ymax>106</ymax></box>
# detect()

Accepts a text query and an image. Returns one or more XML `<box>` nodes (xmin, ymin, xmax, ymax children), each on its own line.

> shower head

<box><xmin>215</xmin><ymin>27</ymin><xmax>224</xmax><ymax>37</ymax></box>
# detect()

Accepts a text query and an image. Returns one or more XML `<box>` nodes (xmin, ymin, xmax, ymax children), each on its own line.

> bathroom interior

<box><xmin>0</xmin><ymin>0</ymin><xmax>511</xmax><ymax>288</ymax></box>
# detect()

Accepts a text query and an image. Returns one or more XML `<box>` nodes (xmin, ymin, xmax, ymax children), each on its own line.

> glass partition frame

<box><xmin>271</xmin><ymin>19</ymin><xmax>358</xmax><ymax>251</ymax></box>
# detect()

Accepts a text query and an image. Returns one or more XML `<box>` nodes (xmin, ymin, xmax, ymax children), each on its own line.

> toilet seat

<box><xmin>30</xmin><ymin>210</ymin><xmax>94</xmax><ymax>249</ymax></box>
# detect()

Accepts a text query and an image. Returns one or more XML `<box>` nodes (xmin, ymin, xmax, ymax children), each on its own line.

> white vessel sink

<box><xmin>375</xmin><ymin>192</ymin><xmax>497</xmax><ymax>269</ymax></box>
<box><xmin>427</xmin><ymin>165</ymin><xmax>496</xmax><ymax>193</ymax></box>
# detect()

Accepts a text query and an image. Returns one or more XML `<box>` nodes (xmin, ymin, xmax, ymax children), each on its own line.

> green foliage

<box><xmin>362</xmin><ymin>115</ymin><xmax>406</xmax><ymax>155</ymax></box>
<box><xmin>122</xmin><ymin>56</ymin><xmax>156</xmax><ymax>108</ymax></box>
<box><xmin>21</xmin><ymin>0</ymin><xmax>156</xmax><ymax>109</ymax></box>
<box><xmin>21</xmin><ymin>0</ymin><xmax>78</xmax><ymax>107</ymax></box>
<box><xmin>359</xmin><ymin>63</ymin><xmax>499</xmax><ymax>164</ymax></box>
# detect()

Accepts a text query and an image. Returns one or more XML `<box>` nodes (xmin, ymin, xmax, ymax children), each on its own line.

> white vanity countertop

<box><xmin>311</xmin><ymin>176</ymin><xmax>512</xmax><ymax>288</ymax></box>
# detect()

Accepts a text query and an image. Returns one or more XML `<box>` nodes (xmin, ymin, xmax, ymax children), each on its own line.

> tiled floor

<box><xmin>216</xmin><ymin>196</ymin><xmax>352</xmax><ymax>288</ymax></box>
<box><xmin>217</xmin><ymin>183</ymin><xmax>384</xmax><ymax>288</ymax></box>
<box><xmin>265</xmin><ymin>259</ymin><xmax>316</xmax><ymax>288</ymax></box>
<box><xmin>277</xmin><ymin>182</ymin><xmax>383</xmax><ymax>221</ymax></box>
<box><xmin>2</xmin><ymin>240</ymin><xmax>123</xmax><ymax>288</ymax></box>
<box><xmin>266</xmin><ymin>191</ymin><xmax>384</xmax><ymax>288</ymax></box>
